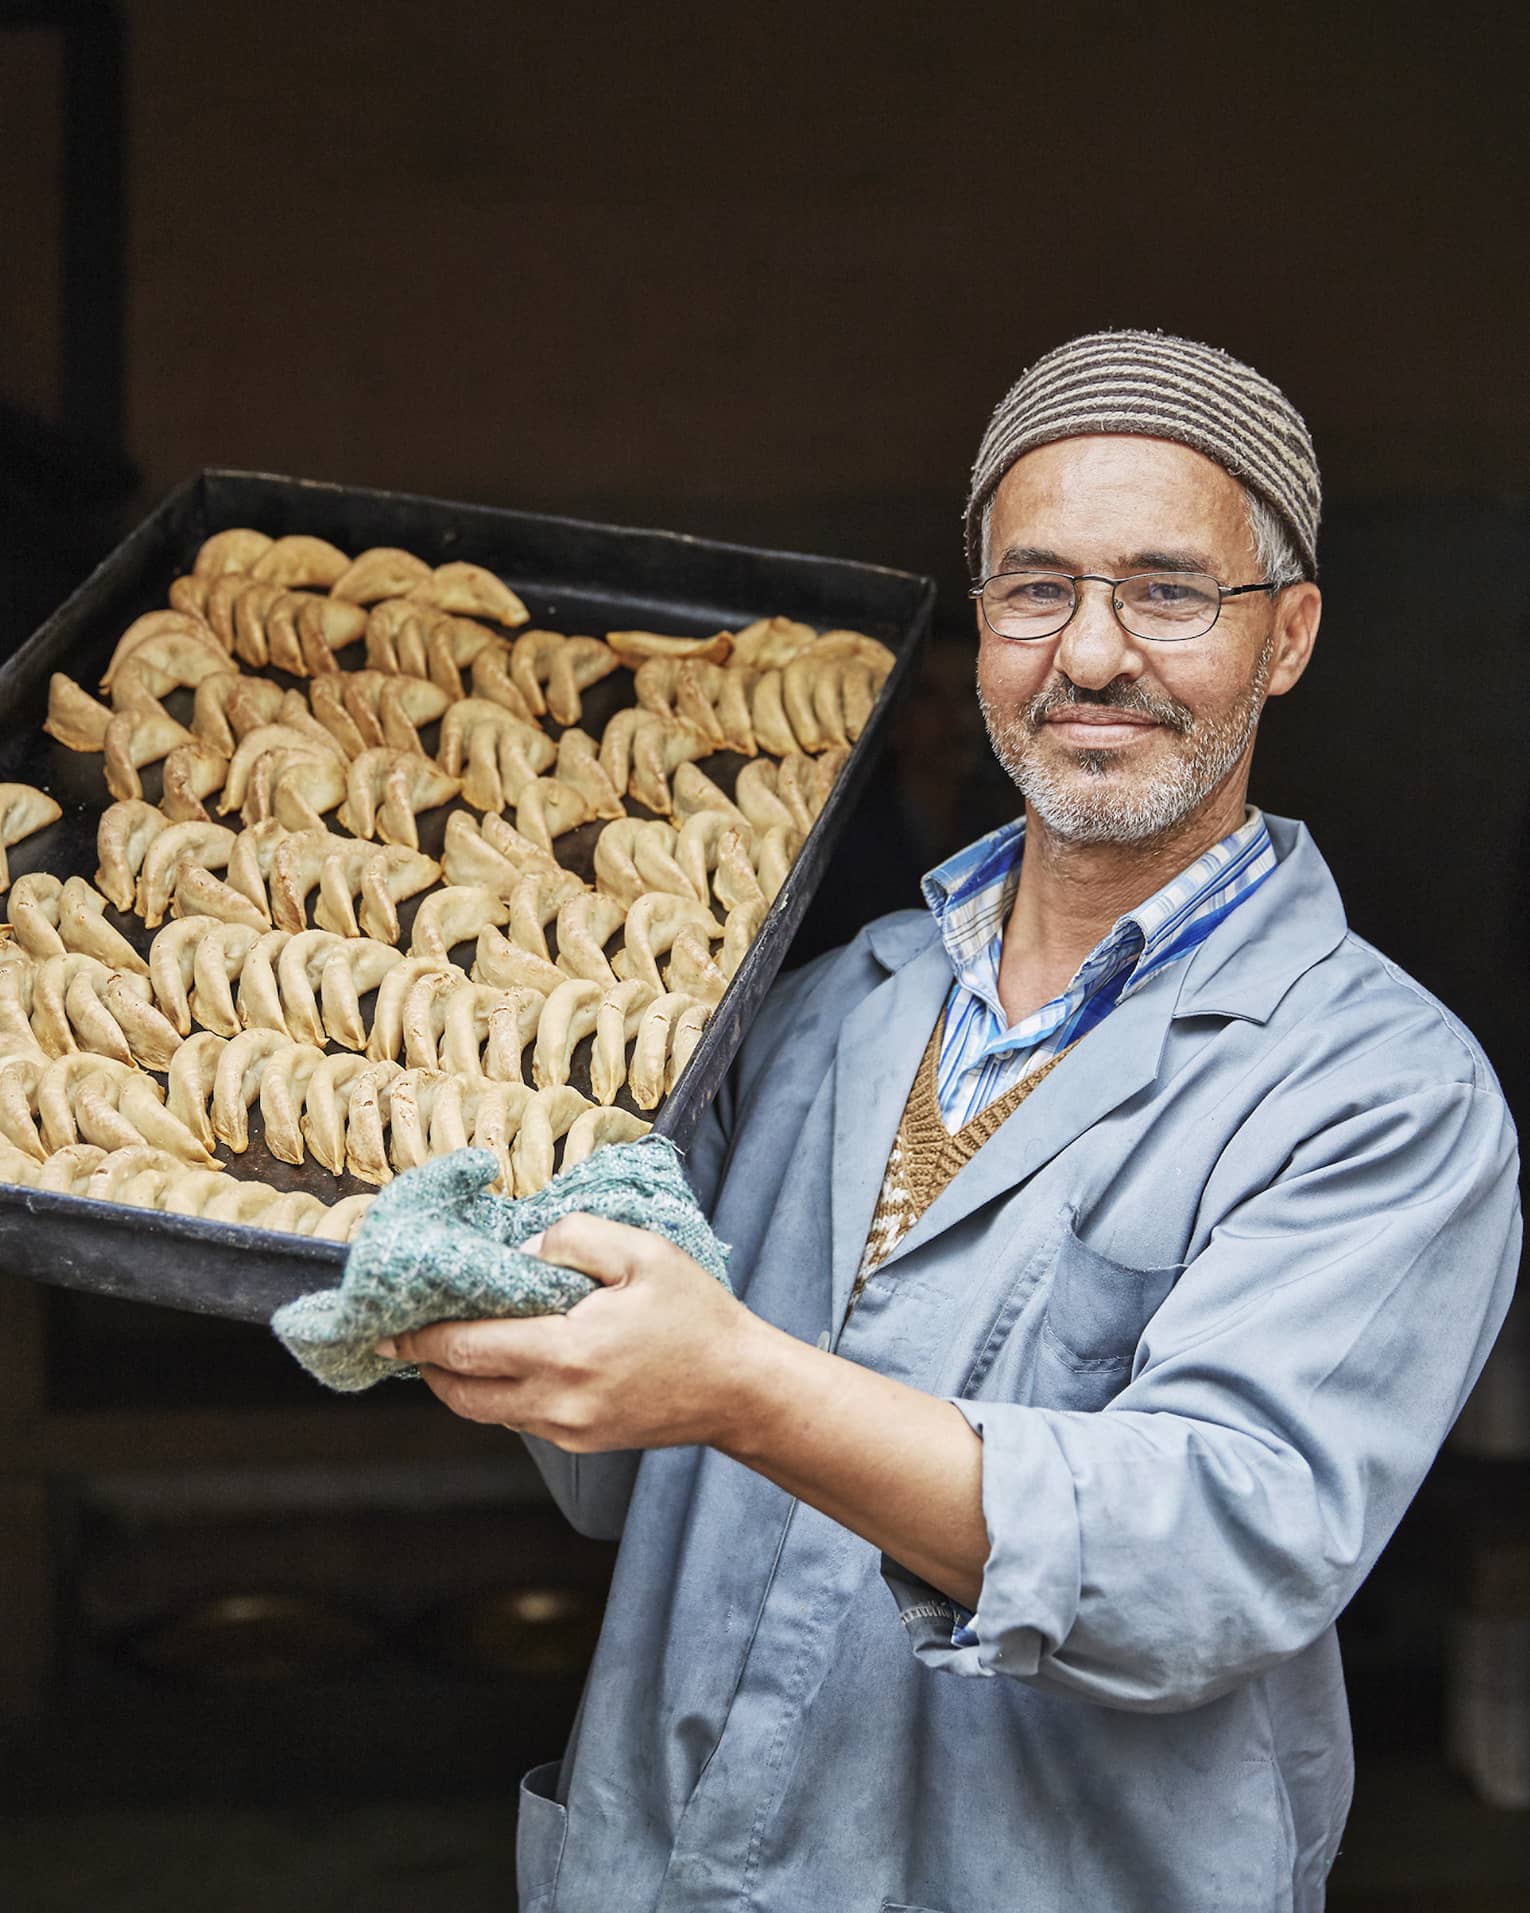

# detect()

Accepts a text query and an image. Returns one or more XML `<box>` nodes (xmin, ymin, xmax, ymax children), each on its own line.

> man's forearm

<box><xmin>714</xmin><ymin>1316</ymin><xmax>989</xmax><ymax>1611</ymax></box>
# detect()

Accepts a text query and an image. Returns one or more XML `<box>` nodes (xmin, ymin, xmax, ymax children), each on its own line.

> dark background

<box><xmin>1</xmin><ymin>2</ymin><xmax>1526</xmax><ymax>1908</ymax></box>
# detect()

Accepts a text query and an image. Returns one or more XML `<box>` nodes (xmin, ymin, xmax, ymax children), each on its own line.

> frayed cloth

<box><xmin>271</xmin><ymin>1139</ymin><xmax>731</xmax><ymax>1393</ymax></box>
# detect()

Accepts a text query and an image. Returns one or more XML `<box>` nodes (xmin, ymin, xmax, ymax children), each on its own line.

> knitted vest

<box><xmin>856</xmin><ymin>1012</ymin><xmax>1079</xmax><ymax>1289</ymax></box>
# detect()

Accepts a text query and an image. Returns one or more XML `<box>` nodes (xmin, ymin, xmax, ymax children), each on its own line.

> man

<box><xmin>382</xmin><ymin>332</ymin><xmax>1521</xmax><ymax>1911</ymax></box>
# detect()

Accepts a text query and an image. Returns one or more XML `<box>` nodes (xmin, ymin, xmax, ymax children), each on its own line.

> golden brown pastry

<box><xmin>408</xmin><ymin>561</ymin><xmax>530</xmax><ymax>628</ymax></box>
<box><xmin>330</xmin><ymin>547</ymin><xmax>433</xmax><ymax>605</ymax></box>
<box><xmin>250</xmin><ymin>534</ymin><xmax>351</xmax><ymax>589</ymax></box>
<box><xmin>193</xmin><ymin>528</ymin><xmax>274</xmax><ymax>579</ymax></box>
<box><xmin>605</xmin><ymin>628</ymin><xmax>732</xmax><ymax>667</ymax></box>
<box><xmin>0</xmin><ymin>785</ymin><xmax>64</xmax><ymax>897</ymax></box>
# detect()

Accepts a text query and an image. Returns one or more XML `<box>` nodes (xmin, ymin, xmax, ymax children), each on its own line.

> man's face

<box><xmin>976</xmin><ymin>435</ymin><xmax>1311</xmax><ymax>846</ymax></box>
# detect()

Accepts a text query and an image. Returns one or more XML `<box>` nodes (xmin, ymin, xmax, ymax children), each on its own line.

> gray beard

<box><xmin>978</xmin><ymin>634</ymin><xmax>1275</xmax><ymax>845</ymax></box>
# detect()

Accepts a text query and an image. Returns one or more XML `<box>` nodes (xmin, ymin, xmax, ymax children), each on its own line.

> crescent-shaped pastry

<box><xmin>590</xmin><ymin>978</ymin><xmax>658</xmax><ymax>1105</ymax></box>
<box><xmin>515</xmin><ymin>776</ymin><xmax>595</xmax><ymax>852</ymax></box>
<box><xmin>137</xmin><ymin>820</ymin><xmax>238</xmax><ymax>930</ymax></box>
<box><xmin>267</xmin><ymin>827</ymin><xmax>342</xmax><ymax>932</ymax></box>
<box><xmin>670</xmin><ymin>763</ymin><xmax>748</xmax><ymax>829</ymax></box>
<box><xmin>409</xmin><ymin>886</ymin><xmax>512</xmax><ymax>964</ymax></box>
<box><xmin>635</xmin><ymin>659</ymin><xmax>731</xmax><ymax>748</ymax></box>
<box><xmin>813</xmin><ymin>743</ymin><xmax>851</xmax><ymax>811</ymax></box>
<box><xmin>86</xmin><ymin>1143</ymin><xmax>178</xmax><ymax>1207</ymax></box>
<box><xmin>303</xmin><ymin>840</ymin><xmax>439</xmax><ymax>945</ymax></box>
<box><xmin>507</xmin><ymin>867</ymin><xmax>587</xmax><ymax>963</ymax></box>
<box><xmin>172</xmin><ymin>864</ymin><xmax>270</xmax><ymax>933</ymax></box>
<box><xmin>110</xmin><ymin>629</ymin><xmax>229</xmax><ymax>701</ymax></box>
<box><xmin>160</xmin><ymin>740</ymin><xmax>230</xmax><ymax>824</ymax></box>
<box><xmin>440</xmin><ymin>811</ymin><xmax>520</xmax><ymax>895</ymax></box>
<box><xmin>457</xmin><ymin>1078</ymin><xmax>533</xmax><ymax>1193</ymax></box>
<box><xmin>438</xmin><ymin>699</ymin><xmax>555</xmax><ymax>815</ymax></box>
<box><xmin>386</xmin><ymin>1068</ymin><xmax>461</xmax><ymax>1172</ymax></box>
<box><xmin>0</xmin><ymin>968</ymin><xmax>45</xmax><ymax>1068</ymax></box>
<box><xmin>33</xmin><ymin>1142</ymin><xmax>108</xmax><ymax>1193</ymax></box>
<box><xmin>755</xmin><ymin>824</ymin><xmax>799</xmax><ymax>905</ymax></box>
<box><xmin>509</xmin><ymin>630</ymin><xmax>564</xmax><ymax>718</ymax></box>
<box><xmin>66</xmin><ymin>1072</ymin><xmax>156</xmax><ymax>1161</ymax></box>
<box><xmin>250</xmin><ymin>534</ymin><xmax>350</xmax><ymax>589</ymax></box>
<box><xmin>397</xmin><ymin>968</ymin><xmax>470</xmax><ymax>1071</ymax></box>
<box><xmin>808</xmin><ymin>629</ymin><xmax>898</xmax><ymax>673</ymax></box>
<box><xmin>0</xmin><ymin>1055</ymin><xmax>47</xmax><ymax>1161</ymax></box>
<box><xmin>7</xmin><ymin>874</ymin><xmax>66</xmax><ymax>958</ymax></box>
<box><xmin>780</xmin><ymin>656</ymin><xmax>827</xmax><ymax>753</ymax></box>
<box><xmin>230</xmin><ymin>581</ymin><xmax>290</xmax><ymax>669</ymax></box>
<box><xmin>531</xmin><ymin>978</ymin><xmax>604</xmax><ymax>1089</ymax></box>
<box><xmin>189</xmin><ymin>922</ymin><xmax>262</xmax><ymax>1037</ymax></box>
<box><xmin>437</xmin><ymin>981</ymin><xmax>544</xmax><ymax>1079</ymax></box>
<box><xmin>168</xmin><ymin>575</ymin><xmax>210</xmax><ymax>619</ymax></box>
<box><xmin>102</xmin><ymin>972</ymin><xmax>183</xmax><ymax>1070</ymax></box>
<box><xmin>100</xmin><ymin>611</ymin><xmax>217</xmax><ymax>691</ymax></box>
<box><xmin>257</xmin><ymin>1041</ymin><xmax>328</xmax><ymax>1165</ymax></box>
<box><xmin>555</xmin><ymin>727</ymin><xmax>626</xmax><ymax>820</ymax></box>
<box><xmin>232</xmin><ymin>928</ymin><xmax>295</xmax><ymax>1034</ymax></box>
<box><xmin>727</xmin><ymin>615</ymin><xmax>816</xmax><ymax>671</ymax></box>
<box><xmin>721</xmin><ymin>897</ymin><xmax>767</xmax><ymax>979</ymax></box>
<box><xmin>605</xmin><ymin>629</ymin><xmax>732</xmax><ymax>667</ymax></box>
<box><xmin>481</xmin><ymin>811</ymin><xmax>567</xmax><ymax>881</ymax></box>
<box><xmin>301</xmin><ymin>1052</ymin><xmax>372</xmax><ymax>1173</ymax></box>
<box><xmin>619</xmin><ymin>893</ymin><xmax>722</xmax><ymax>996</ymax></box>
<box><xmin>44</xmin><ymin>672</ymin><xmax>113</xmax><ymax>751</ymax></box>
<box><xmin>364</xmin><ymin>598</ymin><xmax>431</xmax><ymax>679</ymax></box>
<box><xmin>211</xmin><ymin>1026</ymin><xmax>292</xmax><ymax>1151</ymax></box>
<box><xmin>627</xmin><ymin>992</ymin><xmax>699</xmax><ymax>1111</ymax></box>
<box><xmin>712</xmin><ymin>827</ymin><xmax>767</xmax><ymax>915</ymax></box>
<box><xmin>667</xmin><ymin>998</ymin><xmax>713</xmax><ymax>1091</ymax></box>
<box><xmin>102</xmin><ymin>704</ymin><xmax>196</xmax><ymax>803</ymax></box>
<box><xmin>544</xmin><ymin>636</ymin><xmax>621</xmax><ymax>727</ymax></box>
<box><xmin>365</xmin><ymin>958</ymin><xmax>465</xmax><ymax>1064</ymax></box>
<box><xmin>408</xmin><ymin>561</ymin><xmax>530</xmax><ymax>628</ymax></box>
<box><xmin>264</xmin><ymin>751</ymin><xmax>349</xmax><ymax>834</ymax></box>
<box><xmin>193</xmin><ymin>528</ymin><xmax>273</xmax><ymax>580</ymax></box>
<box><xmin>265</xmin><ymin>591</ymin><xmax>323</xmax><ymax>677</ymax></box>
<box><xmin>149</xmin><ymin>915</ymin><xmax>220</xmax><ymax>1034</ymax></box>
<box><xmin>32</xmin><ymin>1051</ymin><xmax>129</xmax><ymax>1151</ymax></box>
<box><xmin>28</xmin><ymin>952</ymin><xmax>103</xmax><ymax>1057</ymax></box>
<box><xmin>165</xmin><ymin>1030</ymin><xmax>227</xmax><ymax>1152</ymax></box>
<box><xmin>276</xmin><ymin>926</ymin><xmax>364</xmax><ymax>1044</ymax></box>
<box><xmin>733</xmin><ymin>757</ymin><xmax>796</xmax><ymax>834</ymax></box>
<box><xmin>221</xmin><ymin>722</ymin><xmax>344</xmax><ymax>817</ymax></box>
<box><xmin>664</xmin><ymin>924</ymin><xmax>729</xmax><ymax>1005</ymax></box>
<box><xmin>296</xmin><ymin>596</ymin><xmax>368</xmax><ymax>677</ymax></box>
<box><xmin>308</xmin><ymin>673</ymin><xmax>372</xmax><ymax>759</ymax></box>
<box><xmin>595</xmin><ymin>817</ymin><xmax>696</xmax><ymax>907</ymax></box>
<box><xmin>555</xmin><ymin>892</ymin><xmax>627</xmax><ymax>987</ymax></box>
<box><xmin>468</xmin><ymin>644</ymin><xmax>537</xmax><ymax>723</ymax></box>
<box><xmin>628</xmin><ymin>714</ymin><xmax>712</xmax><ymax>816</ymax></box>
<box><xmin>714</xmin><ymin>665</ymin><xmax>758</xmax><ymax>756</ymax></box>
<box><xmin>423</xmin><ymin>614</ymin><xmax>505</xmax><ymax>703</ymax></box>
<box><xmin>337</xmin><ymin>747</ymin><xmax>459</xmax><ymax>849</ymax></box>
<box><xmin>509</xmin><ymin>1084</ymin><xmax>594</xmax><ymax>1197</ymax></box>
<box><xmin>840</xmin><ymin>663</ymin><xmax>878</xmax><ymax>742</ymax></box>
<box><xmin>92</xmin><ymin>1068</ymin><xmax>212</xmax><ymax>1164</ymax></box>
<box><xmin>561</xmin><ymin>1105</ymin><xmax>653</xmax><ymax>1169</ymax></box>
<box><xmin>472</xmin><ymin>925</ymin><xmax>565</xmax><ymax>998</ymax></box>
<box><xmin>311</xmin><ymin>1192</ymin><xmax>376</xmax><ymax>1242</ymax></box>
<box><xmin>674</xmin><ymin>811</ymin><xmax>754</xmax><ymax>906</ymax></box>
<box><xmin>317</xmin><ymin>937</ymin><xmax>403</xmax><ymax>1050</ymax></box>
<box><xmin>204</xmin><ymin>573</ymin><xmax>251</xmax><ymax>652</ymax></box>
<box><xmin>343</xmin><ymin>1058</ymin><xmax>405</xmax><ymax>1184</ymax></box>
<box><xmin>330</xmin><ymin>547</ymin><xmax>433</xmax><ymax>604</ymax></box>
<box><xmin>750</xmin><ymin>669</ymin><xmax>799</xmax><ymax>756</ymax></box>
<box><xmin>775</xmin><ymin>752</ymin><xmax>820</xmax><ymax>835</ymax></box>
<box><xmin>809</xmin><ymin>658</ymin><xmax>851</xmax><ymax>750</ymax></box>
<box><xmin>190</xmin><ymin>673</ymin><xmax>259</xmax><ymax>757</ymax></box>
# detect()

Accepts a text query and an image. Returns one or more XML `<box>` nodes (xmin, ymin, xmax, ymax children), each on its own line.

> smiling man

<box><xmin>386</xmin><ymin>332</ymin><xmax>1520</xmax><ymax>1913</ymax></box>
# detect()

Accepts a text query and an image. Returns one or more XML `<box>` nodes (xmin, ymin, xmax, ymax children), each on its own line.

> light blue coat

<box><xmin>516</xmin><ymin>818</ymin><xmax>1520</xmax><ymax>1913</ymax></box>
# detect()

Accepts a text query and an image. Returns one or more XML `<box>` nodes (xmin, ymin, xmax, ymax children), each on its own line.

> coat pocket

<box><xmin>1031</xmin><ymin>1216</ymin><xmax>1182</xmax><ymax>1412</ymax></box>
<box><xmin>516</xmin><ymin>1759</ymin><xmax>568</xmax><ymax>1909</ymax></box>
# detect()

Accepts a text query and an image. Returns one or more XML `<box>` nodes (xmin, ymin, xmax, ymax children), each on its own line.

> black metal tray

<box><xmin>0</xmin><ymin>470</ymin><xmax>935</xmax><ymax>1321</ymax></box>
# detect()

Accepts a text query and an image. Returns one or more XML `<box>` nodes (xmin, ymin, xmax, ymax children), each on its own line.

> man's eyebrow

<box><xmin>993</xmin><ymin>545</ymin><xmax>1066</xmax><ymax>572</ymax></box>
<box><xmin>991</xmin><ymin>545</ymin><xmax>1222</xmax><ymax>575</ymax></box>
<box><xmin>1121</xmin><ymin>548</ymin><xmax>1218</xmax><ymax>574</ymax></box>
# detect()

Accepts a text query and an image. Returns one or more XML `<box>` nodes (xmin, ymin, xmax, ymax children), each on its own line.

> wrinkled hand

<box><xmin>378</xmin><ymin>1213</ymin><xmax>762</xmax><ymax>1452</ymax></box>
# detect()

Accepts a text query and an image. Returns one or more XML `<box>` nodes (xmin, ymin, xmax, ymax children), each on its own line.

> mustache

<box><xmin>1022</xmin><ymin>679</ymin><xmax>1193</xmax><ymax>736</ymax></box>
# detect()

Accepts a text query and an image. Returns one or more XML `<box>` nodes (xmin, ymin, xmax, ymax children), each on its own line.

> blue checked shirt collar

<box><xmin>920</xmin><ymin>807</ymin><xmax>1276</xmax><ymax>1071</ymax></box>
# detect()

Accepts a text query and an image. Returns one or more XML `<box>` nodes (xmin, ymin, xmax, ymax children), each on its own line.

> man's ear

<box><xmin>1265</xmin><ymin>583</ymin><xmax>1321</xmax><ymax>698</ymax></box>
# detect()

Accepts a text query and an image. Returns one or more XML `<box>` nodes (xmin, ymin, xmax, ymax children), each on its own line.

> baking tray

<box><xmin>0</xmin><ymin>470</ymin><xmax>935</xmax><ymax>1322</ymax></box>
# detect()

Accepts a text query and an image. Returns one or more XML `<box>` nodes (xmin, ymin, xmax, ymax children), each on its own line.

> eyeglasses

<box><xmin>968</xmin><ymin>569</ymin><xmax>1282</xmax><ymax>643</ymax></box>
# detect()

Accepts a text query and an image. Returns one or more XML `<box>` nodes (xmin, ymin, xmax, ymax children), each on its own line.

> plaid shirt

<box><xmin>922</xmin><ymin>809</ymin><xmax>1277</xmax><ymax>1130</ymax></box>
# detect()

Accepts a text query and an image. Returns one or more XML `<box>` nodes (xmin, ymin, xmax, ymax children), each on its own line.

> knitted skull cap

<box><xmin>963</xmin><ymin>329</ymin><xmax>1321</xmax><ymax>579</ymax></box>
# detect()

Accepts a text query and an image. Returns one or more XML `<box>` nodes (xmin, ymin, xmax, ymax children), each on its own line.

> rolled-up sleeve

<box><xmin>887</xmin><ymin>1082</ymin><xmax>1521</xmax><ymax>1710</ymax></box>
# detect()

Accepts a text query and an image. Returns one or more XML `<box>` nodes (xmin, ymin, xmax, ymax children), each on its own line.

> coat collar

<box><xmin>826</xmin><ymin>815</ymin><xmax>1350</xmax><ymax>1316</ymax></box>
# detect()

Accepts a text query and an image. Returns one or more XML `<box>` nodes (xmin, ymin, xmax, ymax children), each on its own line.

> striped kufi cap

<box><xmin>964</xmin><ymin>329</ymin><xmax>1321</xmax><ymax>579</ymax></box>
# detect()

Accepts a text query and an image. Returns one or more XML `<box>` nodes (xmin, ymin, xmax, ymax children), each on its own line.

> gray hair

<box><xmin>977</xmin><ymin>481</ymin><xmax>1307</xmax><ymax>590</ymax></box>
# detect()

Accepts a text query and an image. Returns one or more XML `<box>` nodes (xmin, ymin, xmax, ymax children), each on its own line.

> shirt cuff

<box><xmin>879</xmin><ymin>1399</ymin><xmax>1083</xmax><ymax>1679</ymax></box>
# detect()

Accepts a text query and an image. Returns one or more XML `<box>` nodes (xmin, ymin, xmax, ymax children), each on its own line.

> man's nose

<box><xmin>1052</xmin><ymin>579</ymin><xmax>1143</xmax><ymax>689</ymax></box>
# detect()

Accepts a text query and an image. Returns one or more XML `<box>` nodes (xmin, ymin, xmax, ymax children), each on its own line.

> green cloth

<box><xmin>271</xmin><ymin>1139</ymin><xmax>731</xmax><ymax>1393</ymax></box>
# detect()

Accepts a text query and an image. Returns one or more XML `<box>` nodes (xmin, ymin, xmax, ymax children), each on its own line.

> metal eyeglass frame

<box><xmin>967</xmin><ymin>569</ymin><xmax>1282</xmax><ymax>643</ymax></box>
